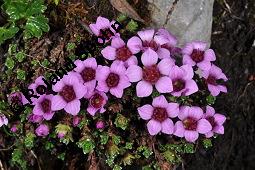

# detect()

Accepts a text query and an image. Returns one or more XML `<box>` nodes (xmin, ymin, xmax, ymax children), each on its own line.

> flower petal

<box><xmin>125</xmin><ymin>55</ymin><xmax>138</xmax><ymax>67</ymax></box>
<box><xmin>188</xmin><ymin>106</ymin><xmax>203</xmax><ymax>120</ymax></box>
<box><xmin>96</xmin><ymin>16</ymin><xmax>110</xmax><ymax>29</ymax></box>
<box><xmin>64</xmin><ymin>99</ymin><xmax>81</xmax><ymax>115</ymax></box>
<box><xmin>126</xmin><ymin>65</ymin><xmax>142</xmax><ymax>82</ymax></box>
<box><xmin>208</xmin><ymin>84</ymin><xmax>220</xmax><ymax>96</ymax></box>
<box><xmin>197</xmin><ymin>119</ymin><xmax>212</xmax><ymax>134</ymax></box>
<box><xmin>96</xmin><ymin>66</ymin><xmax>110</xmax><ymax>80</ymax></box>
<box><xmin>169</xmin><ymin>65</ymin><xmax>185</xmax><ymax>80</ymax></box>
<box><xmin>110</xmin><ymin>87</ymin><xmax>124</xmax><ymax>98</ymax></box>
<box><xmin>110</xmin><ymin>61</ymin><xmax>126</xmax><ymax>75</ymax></box>
<box><xmin>127</xmin><ymin>36</ymin><xmax>142</xmax><ymax>54</ymax></box>
<box><xmin>87</xmin><ymin>106</ymin><xmax>98</xmax><ymax>116</ymax></box>
<box><xmin>96</xmin><ymin>81</ymin><xmax>109</xmax><ymax>92</ymax></box>
<box><xmin>101</xmin><ymin>46</ymin><xmax>116</xmax><ymax>60</ymax></box>
<box><xmin>157</xmin><ymin>48</ymin><xmax>170</xmax><ymax>59</ymax></box>
<box><xmin>184</xmin><ymin>80</ymin><xmax>198</xmax><ymax>96</ymax></box>
<box><xmin>33</xmin><ymin>105</ymin><xmax>44</xmax><ymax>116</ymax></box>
<box><xmin>136</xmin><ymin>81</ymin><xmax>153</xmax><ymax>97</ymax></box>
<box><xmin>138</xmin><ymin>104</ymin><xmax>153</xmax><ymax>120</ymax></box>
<box><xmin>158</xmin><ymin>58</ymin><xmax>174</xmax><ymax>75</ymax></box>
<box><xmin>138</xmin><ymin>29</ymin><xmax>154</xmax><ymax>42</ymax></box>
<box><xmin>184</xmin><ymin>130</ymin><xmax>199</xmax><ymax>143</ymax></box>
<box><xmin>147</xmin><ymin>119</ymin><xmax>161</xmax><ymax>136</ymax></box>
<box><xmin>181</xmin><ymin>65</ymin><xmax>194</xmax><ymax>80</ymax></box>
<box><xmin>111</xmin><ymin>36</ymin><xmax>125</xmax><ymax>48</ymax></box>
<box><xmin>53</xmin><ymin>80</ymin><xmax>64</xmax><ymax>92</ymax></box>
<box><xmin>51</xmin><ymin>95</ymin><xmax>66</xmax><ymax>111</ymax></box>
<box><xmin>152</xmin><ymin>95</ymin><xmax>168</xmax><ymax>108</ymax></box>
<box><xmin>197</xmin><ymin>61</ymin><xmax>211</xmax><ymax>71</ymax></box>
<box><xmin>204</xmin><ymin>49</ymin><xmax>216</xmax><ymax>61</ymax></box>
<box><xmin>214</xmin><ymin>114</ymin><xmax>226</xmax><ymax>125</ymax></box>
<box><xmin>155</xmin><ymin>76</ymin><xmax>173</xmax><ymax>93</ymax></box>
<box><xmin>205</xmin><ymin>106</ymin><xmax>215</xmax><ymax>117</ymax></box>
<box><xmin>192</xmin><ymin>41</ymin><xmax>207</xmax><ymax>51</ymax></box>
<box><xmin>167</xmin><ymin>103</ymin><xmax>179</xmax><ymax>118</ymax></box>
<box><xmin>73</xmin><ymin>83</ymin><xmax>87</xmax><ymax>99</ymax></box>
<box><xmin>178</xmin><ymin>106</ymin><xmax>190</xmax><ymax>120</ymax></box>
<box><xmin>141</xmin><ymin>48</ymin><xmax>158</xmax><ymax>66</ymax></box>
<box><xmin>174</xmin><ymin>121</ymin><xmax>185</xmax><ymax>137</ymax></box>
<box><xmin>183</xmin><ymin>54</ymin><xmax>196</xmax><ymax>66</ymax></box>
<box><xmin>214</xmin><ymin>125</ymin><xmax>224</xmax><ymax>134</ymax></box>
<box><xmin>83</xmin><ymin>58</ymin><xmax>97</xmax><ymax>69</ymax></box>
<box><xmin>161</xmin><ymin>118</ymin><xmax>174</xmax><ymax>134</ymax></box>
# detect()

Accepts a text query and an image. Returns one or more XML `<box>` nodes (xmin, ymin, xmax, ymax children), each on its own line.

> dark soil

<box><xmin>184</xmin><ymin>0</ymin><xmax>255</xmax><ymax>170</ymax></box>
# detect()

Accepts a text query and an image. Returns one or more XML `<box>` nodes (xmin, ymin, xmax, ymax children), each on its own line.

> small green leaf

<box><xmin>114</xmin><ymin>114</ymin><xmax>129</xmax><ymax>130</ymax></box>
<box><xmin>5</xmin><ymin>57</ymin><xmax>15</xmax><ymax>70</ymax></box>
<box><xmin>0</xmin><ymin>26</ymin><xmax>19</xmax><ymax>45</ymax></box>
<box><xmin>41</xmin><ymin>59</ymin><xmax>50</xmax><ymax>67</ymax></box>
<box><xmin>142</xmin><ymin>147</ymin><xmax>153</xmax><ymax>158</ymax></box>
<box><xmin>113</xmin><ymin>165</ymin><xmax>122</xmax><ymax>170</ymax></box>
<box><xmin>116</xmin><ymin>14</ymin><xmax>127</xmax><ymax>23</ymax></box>
<box><xmin>206</xmin><ymin>95</ymin><xmax>216</xmax><ymax>105</ymax></box>
<box><xmin>126</xmin><ymin>19</ymin><xmax>138</xmax><ymax>32</ymax></box>
<box><xmin>203</xmin><ymin>138</ymin><xmax>213</xmax><ymax>149</ymax></box>
<box><xmin>24</xmin><ymin>132</ymin><xmax>35</xmax><ymax>149</ymax></box>
<box><xmin>100</xmin><ymin>132</ymin><xmax>109</xmax><ymax>145</ymax></box>
<box><xmin>183</xmin><ymin>143</ymin><xmax>195</xmax><ymax>153</ymax></box>
<box><xmin>66</xmin><ymin>42</ymin><xmax>76</xmax><ymax>51</ymax></box>
<box><xmin>16</xmin><ymin>51</ymin><xmax>26</xmax><ymax>62</ymax></box>
<box><xmin>57</xmin><ymin>152</ymin><xmax>66</xmax><ymax>161</ymax></box>
<box><xmin>112</xmin><ymin>135</ymin><xmax>121</xmax><ymax>145</ymax></box>
<box><xmin>24</xmin><ymin>15</ymin><xmax>49</xmax><ymax>39</ymax></box>
<box><xmin>16</xmin><ymin>69</ymin><xmax>26</xmax><ymax>80</ymax></box>
<box><xmin>77</xmin><ymin>138</ymin><xmax>95</xmax><ymax>154</ymax></box>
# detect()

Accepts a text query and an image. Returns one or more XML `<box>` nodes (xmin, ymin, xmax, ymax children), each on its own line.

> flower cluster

<box><xmin>6</xmin><ymin>16</ymin><xmax>228</xmax><ymax>143</ymax></box>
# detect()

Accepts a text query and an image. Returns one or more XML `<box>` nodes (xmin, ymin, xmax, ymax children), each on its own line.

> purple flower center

<box><xmin>10</xmin><ymin>95</ymin><xmax>22</xmax><ymax>105</ymax></box>
<box><xmin>152</xmin><ymin>107</ymin><xmax>168</xmax><ymax>122</ymax></box>
<box><xmin>99</xmin><ymin>28</ymin><xmax>113</xmax><ymax>40</ymax></box>
<box><xmin>143</xmin><ymin>40</ymin><xmax>158</xmax><ymax>51</ymax></box>
<box><xmin>116</xmin><ymin>46</ymin><xmax>132</xmax><ymax>61</ymax></box>
<box><xmin>90</xmin><ymin>93</ymin><xmax>104</xmax><ymax>108</ymax></box>
<box><xmin>81</xmin><ymin>67</ymin><xmax>96</xmax><ymax>82</ymax></box>
<box><xmin>106</xmin><ymin>73</ymin><xmax>120</xmax><ymax>88</ymax></box>
<box><xmin>183</xmin><ymin>117</ymin><xmax>197</xmax><ymax>130</ymax></box>
<box><xmin>40</xmin><ymin>99</ymin><xmax>51</xmax><ymax>113</ymax></box>
<box><xmin>59</xmin><ymin>85</ymin><xmax>76</xmax><ymax>102</ymax></box>
<box><xmin>206</xmin><ymin>116</ymin><xmax>216</xmax><ymax>128</ymax></box>
<box><xmin>143</xmin><ymin>65</ymin><xmax>161</xmax><ymax>84</ymax></box>
<box><xmin>207</xmin><ymin>75</ymin><xmax>217</xmax><ymax>85</ymax></box>
<box><xmin>173</xmin><ymin>79</ymin><xmax>185</xmax><ymax>92</ymax></box>
<box><xmin>191</xmin><ymin>49</ymin><xmax>204</xmax><ymax>63</ymax></box>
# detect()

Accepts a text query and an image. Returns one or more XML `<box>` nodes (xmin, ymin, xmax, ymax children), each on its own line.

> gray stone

<box><xmin>147</xmin><ymin>0</ymin><xmax>214</xmax><ymax>47</ymax></box>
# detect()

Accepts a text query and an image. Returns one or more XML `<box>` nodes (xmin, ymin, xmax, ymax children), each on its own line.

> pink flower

<box><xmin>28</xmin><ymin>114</ymin><xmax>43</xmax><ymax>123</ymax></box>
<box><xmin>87</xmin><ymin>91</ymin><xmax>108</xmax><ymax>116</ymax></box>
<box><xmin>128</xmin><ymin>29</ymin><xmax>171</xmax><ymax>59</ymax></box>
<box><xmin>74</xmin><ymin>58</ymin><xmax>98</xmax><ymax>98</ymax></box>
<box><xmin>51</xmin><ymin>72</ymin><xmax>87</xmax><ymax>115</ymax></box>
<box><xmin>203</xmin><ymin>106</ymin><xmax>226</xmax><ymax>138</ymax></box>
<box><xmin>96</xmin><ymin>120</ymin><xmax>105</xmax><ymax>129</ymax></box>
<box><xmin>168</xmin><ymin>65</ymin><xmax>198</xmax><ymax>96</ymax></box>
<box><xmin>96</xmin><ymin>61</ymin><xmax>131</xmax><ymax>98</ymax></box>
<box><xmin>89</xmin><ymin>16</ymin><xmax>119</xmax><ymax>42</ymax></box>
<box><xmin>126</xmin><ymin>50</ymin><xmax>174</xmax><ymax>97</ymax></box>
<box><xmin>156</xmin><ymin>28</ymin><xmax>177</xmax><ymax>53</ymax></box>
<box><xmin>11</xmin><ymin>124</ymin><xmax>18</xmax><ymax>133</ymax></box>
<box><xmin>174</xmin><ymin>106</ymin><xmax>212</xmax><ymax>143</ymax></box>
<box><xmin>72</xmin><ymin>116</ymin><xmax>81</xmax><ymax>127</ymax></box>
<box><xmin>101</xmin><ymin>36</ymin><xmax>138</xmax><ymax>67</ymax></box>
<box><xmin>182</xmin><ymin>41</ymin><xmax>216</xmax><ymax>70</ymax></box>
<box><xmin>202</xmin><ymin>64</ymin><xmax>228</xmax><ymax>96</ymax></box>
<box><xmin>28</xmin><ymin>76</ymin><xmax>47</xmax><ymax>104</ymax></box>
<box><xmin>35</xmin><ymin>124</ymin><xmax>49</xmax><ymax>137</ymax></box>
<box><xmin>0</xmin><ymin>115</ymin><xmax>8</xmax><ymax>127</ymax></box>
<box><xmin>138</xmin><ymin>95</ymin><xmax>179</xmax><ymax>135</ymax></box>
<box><xmin>33</xmin><ymin>94</ymin><xmax>55</xmax><ymax>120</ymax></box>
<box><xmin>8</xmin><ymin>92</ymin><xmax>28</xmax><ymax>106</ymax></box>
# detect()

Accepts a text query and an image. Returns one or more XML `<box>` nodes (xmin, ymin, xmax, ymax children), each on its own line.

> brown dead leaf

<box><xmin>110</xmin><ymin>0</ymin><xmax>145</xmax><ymax>23</ymax></box>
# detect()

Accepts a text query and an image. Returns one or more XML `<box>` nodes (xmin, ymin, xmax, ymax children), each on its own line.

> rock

<box><xmin>147</xmin><ymin>0</ymin><xmax>214</xmax><ymax>47</ymax></box>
